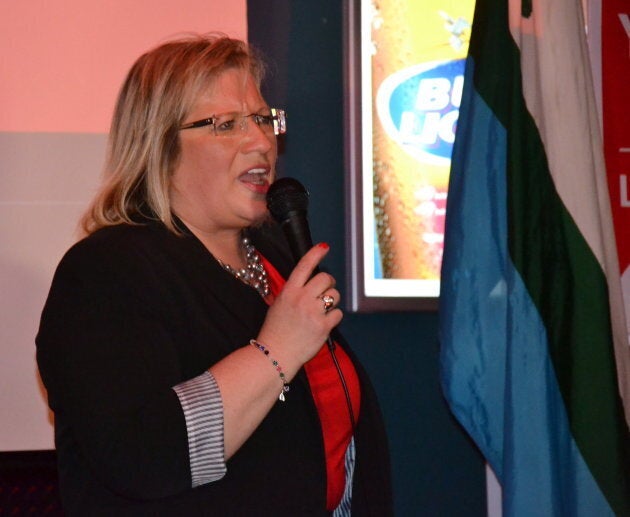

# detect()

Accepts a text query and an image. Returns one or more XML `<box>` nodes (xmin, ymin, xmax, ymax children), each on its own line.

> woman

<box><xmin>36</xmin><ymin>34</ymin><xmax>392</xmax><ymax>516</ymax></box>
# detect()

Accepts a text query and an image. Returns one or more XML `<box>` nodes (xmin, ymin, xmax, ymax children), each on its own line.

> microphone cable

<box><xmin>327</xmin><ymin>336</ymin><xmax>356</xmax><ymax>431</ymax></box>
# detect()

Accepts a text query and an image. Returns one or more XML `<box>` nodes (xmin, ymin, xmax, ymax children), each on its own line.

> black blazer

<box><xmin>36</xmin><ymin>218</ymin><xmax>393</xmax><ymax>516</ymax></box>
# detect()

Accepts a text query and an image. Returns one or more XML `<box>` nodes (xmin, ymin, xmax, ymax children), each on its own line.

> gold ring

<box><xmin>321</xmin><ymin>294</ymin><xmax>335</xmax><ymax>312</ymax></box>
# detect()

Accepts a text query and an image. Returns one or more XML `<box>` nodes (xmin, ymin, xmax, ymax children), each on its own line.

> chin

<box><xmin>248</xmin><ymin>212</ymin><xmax>273</xmax><ymax>229</ymax></box>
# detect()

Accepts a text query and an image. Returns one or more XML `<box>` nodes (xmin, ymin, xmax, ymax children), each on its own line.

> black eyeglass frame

<box><xmin>179</xmin><ymin>108</ymin><xmax>286</xmax><ymax>136</ymax></box>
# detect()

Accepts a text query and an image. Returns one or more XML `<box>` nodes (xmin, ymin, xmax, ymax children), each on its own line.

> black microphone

<box><xmin>267</xmin><ymin>178</ymin><xmax>356</xmax><ymax>430</ymax></box>
<box><xmin>266</xmin><ymin>177</ymin><xmax>315</xmax><ymax>265</ymax></box>
<box><xmin>266</xmin><ymin>177</ymin><xmax>356</xmax><ymax>429</ymax></box>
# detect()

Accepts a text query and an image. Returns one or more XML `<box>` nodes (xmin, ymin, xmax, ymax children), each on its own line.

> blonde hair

<box><xmin>80</xmin><ymin>34</ymin><xmax>265</xmax><ymax>235</ymax></box>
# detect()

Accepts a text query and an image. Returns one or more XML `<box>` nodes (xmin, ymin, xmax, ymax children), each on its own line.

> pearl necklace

<box><xmin>218</xmin><ymin>236</ymin><xmax>270</xmax><ymax>298</ymax></box>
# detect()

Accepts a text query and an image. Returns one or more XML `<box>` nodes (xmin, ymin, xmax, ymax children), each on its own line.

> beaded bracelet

<box><xmin>250</xmin><ymin>339</ymin><xmax>291</xmax><ymax>402</ymax></box>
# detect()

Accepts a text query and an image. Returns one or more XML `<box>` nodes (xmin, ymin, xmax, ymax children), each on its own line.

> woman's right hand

<box><xmin>256</xmin><ymin>243</ymin><xmax>343</xmax><ymax>375</ymax></box>
<box><xmin>210</xmin><ymin>243</ymin><xmax>343</xmax><ymax>459</ymax></box>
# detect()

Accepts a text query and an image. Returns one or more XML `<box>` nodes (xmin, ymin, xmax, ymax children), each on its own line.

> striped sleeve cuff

<box><xmin>333</xmin><ymin>436</ymin><xmax>356</xmax><ymax>517</ymax></box>
<box><xmin>173</xmin><ymin>371</ymin><xmax>226</xmax><ymax>487</ymax></box>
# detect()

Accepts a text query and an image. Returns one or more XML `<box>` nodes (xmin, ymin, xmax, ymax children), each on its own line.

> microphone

<box><xmin>266</xmin><ymin>177</ymin><xmax>356</xmax><ymax>429</ymax></box>
<box><xmin>266</xmin><ymin>177</ymin><xmax>315</xmax><ymax>265</ymax></box>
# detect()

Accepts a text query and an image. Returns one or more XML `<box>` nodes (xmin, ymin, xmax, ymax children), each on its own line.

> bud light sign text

<box><xmin>376</xmin><ymin>60</ymin><xmax>465</xmax><ymax>165</ymax></box>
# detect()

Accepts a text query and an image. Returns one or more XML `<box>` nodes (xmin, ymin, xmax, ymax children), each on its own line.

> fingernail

<box><xmin>318</xmin><ymin>242</ymin><xmax>329</xmax><ymax>250</ymax></box>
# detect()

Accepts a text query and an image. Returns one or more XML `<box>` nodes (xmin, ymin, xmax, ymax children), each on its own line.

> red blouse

<box><xmin>260</xmin><ymin>255</ymin><xmax>361</xmax><ymax>510</ymax></box>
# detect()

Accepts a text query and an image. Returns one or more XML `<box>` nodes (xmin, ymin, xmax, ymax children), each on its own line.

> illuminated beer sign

<box><xmin>345</xmin><ymin>0</ymin><xmax>475</xmax><ymax>310</ymax></box>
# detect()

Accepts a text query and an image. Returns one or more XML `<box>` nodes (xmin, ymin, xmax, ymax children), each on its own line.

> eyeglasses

<box><xmin>179</xmin><ymin>108</ymin><xmax>287</xmax><ymax>137</ymax></box>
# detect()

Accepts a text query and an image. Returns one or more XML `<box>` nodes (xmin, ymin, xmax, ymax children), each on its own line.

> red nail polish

<box><xmin>318</xmin><ymin>242</ymin><xmax>329</xmax><ymax>250</ymax></box>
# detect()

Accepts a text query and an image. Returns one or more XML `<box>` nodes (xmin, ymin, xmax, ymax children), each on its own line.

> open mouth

<box><xmin>239</xmin><ymin>168</ymin><xmax>270</xmax><ymax>191</ymax></box>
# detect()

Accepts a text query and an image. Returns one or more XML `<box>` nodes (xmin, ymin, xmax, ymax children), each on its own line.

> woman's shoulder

<box><xmin>58</xmin><ymin>221</ymin><xmax>169</xmax><ymax>276</ymax></box>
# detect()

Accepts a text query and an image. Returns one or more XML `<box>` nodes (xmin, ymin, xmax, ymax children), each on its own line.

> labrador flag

<box><xmin>439</xmin><ymin>0</ymin><xmax>630</xmax><ymax>515</ymax></box>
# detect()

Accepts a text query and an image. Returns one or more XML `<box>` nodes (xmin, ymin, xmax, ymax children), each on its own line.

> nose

<box><xmin>241</xmin><ymin>119</ymin><xmax>274</xmax><ymax>154</ymax></box>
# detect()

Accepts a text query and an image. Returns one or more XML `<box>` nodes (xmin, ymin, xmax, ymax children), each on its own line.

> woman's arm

<box><xmin>210</xmin><ymin>243</ymin><xmax>342</xmax><ymax>459</ymax></box>
<box><xmin>36</xmin><ymin>238</ymin><xmax>341</xmax><ymax>499</ymax></box>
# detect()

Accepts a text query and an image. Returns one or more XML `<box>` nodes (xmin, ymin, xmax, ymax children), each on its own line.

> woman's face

<box><xmin>170</xmin><ymin>68</ymin><xmax>277</xmax><ymax>233</ymax></box>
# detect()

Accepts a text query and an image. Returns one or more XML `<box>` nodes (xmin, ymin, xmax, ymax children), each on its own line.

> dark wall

<box><xmin>247</xmin><ymin>1</ymin><xmax>486</xmax><ymax>515</ymax></box>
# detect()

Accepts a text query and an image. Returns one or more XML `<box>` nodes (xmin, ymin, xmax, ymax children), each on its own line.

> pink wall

<box><xmin>0</xmin><ymin>1</ymin><xmax>247</xmax><ymax>133</ymax></box>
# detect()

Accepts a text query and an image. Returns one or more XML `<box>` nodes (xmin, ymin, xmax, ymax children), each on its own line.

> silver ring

<box><xmin>321</xmin><ymin>294</ymin><xmax>335</xmax><ymax>312</ymax></box>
